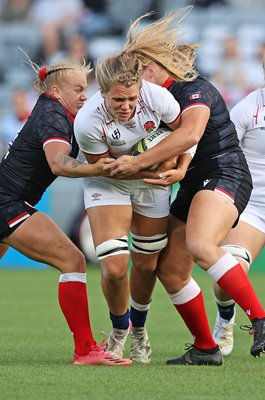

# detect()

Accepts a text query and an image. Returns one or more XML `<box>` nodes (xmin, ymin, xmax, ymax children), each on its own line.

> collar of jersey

<box><xmin>44</xmin><ymin>92</ymin><xmax>75</xmax><ymax>122</ymax></box>
<box><xmin>162</xmin><ymin>77</ymin><xmax>174</xmax><ymax>88</ymax></box>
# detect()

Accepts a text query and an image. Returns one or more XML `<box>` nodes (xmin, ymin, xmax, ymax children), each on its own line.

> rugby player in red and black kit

<box><xmin>105</xmin><ymin>10</ymin><xmax>265</xmax><ymax>366</ymax></box>
<box><xmin>0</xmin><ymin>59</ymin><xmax>132</xmax><ymax>366</ymax></box>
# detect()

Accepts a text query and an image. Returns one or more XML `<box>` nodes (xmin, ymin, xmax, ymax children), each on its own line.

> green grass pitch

<box><xmin>0</xmin><ymin>266</ymin><xmax>265</xmax><ymax>400</ymax></box>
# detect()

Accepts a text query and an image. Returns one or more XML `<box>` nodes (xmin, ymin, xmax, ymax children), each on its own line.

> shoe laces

<box><xmin>131</xmin><ymin>331</ymin><xmax>149</xmax><ymax>350</ymax></box>
<box><xmin>240</xmin><ymin>324</ymin><xmax>253</xmax><ymax>335</ymax></box>
<box><xmin>100</xmin><ymin>330</ymin><xmax>127</xmax><ymax>349</ymax></box>
<box><xmin>184</xmin><ymin>343</ymin><xmax>194</xmax><ymax>351</ymax></box>
<box><xmin>216</xmin><ymin>318</ymin><xmax>235</xmax><ymax>329</ymax></box>
<box><xmin>89</xmin><ymin>344</ymin><xmax>106</xmax><ymax>354</ymax></box>
<box><xmin>242</xmin><ymin>319</ymin><xmax>265</xmax><ymax>339</ymax></box>
<box><xmin>89</xmin><ymin>344</ymin><xmax>124</xmax><ymax>361</ymax></box>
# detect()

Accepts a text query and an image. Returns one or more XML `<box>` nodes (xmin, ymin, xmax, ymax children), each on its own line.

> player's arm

<box><xmin>144</xmin><ymin>153</ymin><xmax>193</xmax><ymax>186</ymax></box>
<box><xmin>83</xmin><ymin>151</ymin><xmax>158</xmax><ymax>180</ymax></box>
<box><xmin>44</xmin><ymin>142</ymin><xmax>114</xmax><ymax>178</ymax></box>
<box><xmin>137</xmin><ymin>106</ymin><xmax>207</xmax><ymax>169</ymax></box>
<box><xmin>105</xmin><ymin>106</ymin><xmax>208</xmax><ymax>178</ymax></box>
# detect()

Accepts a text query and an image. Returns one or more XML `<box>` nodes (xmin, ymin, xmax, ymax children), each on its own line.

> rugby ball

<box><xmin>132</xmin><ymin>127</ymin><xmax>172</xmax><ymax>170</ymax></box>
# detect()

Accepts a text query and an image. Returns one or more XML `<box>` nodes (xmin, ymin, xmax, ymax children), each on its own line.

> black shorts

<box><xmin>170</xmin><ymin>152</ymin><xmax>252</xmax><ymax>227</ymax></box>
<box><xmin>0</xmin><ymin>197</ymin><xmax>37</xmax><ymax>241</ymax></box>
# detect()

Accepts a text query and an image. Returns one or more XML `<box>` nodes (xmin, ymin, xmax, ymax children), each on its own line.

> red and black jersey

<box><xmin>163</xmin><ymin>76</ymin><xmax>253</xmax><ymax>222</ymax></box>
<box><xmin>0</xmin><ymin>94</ymin><xmax>79</xmax><ymax>206</ymax></box>
<box><xmin>162</xmin><ymin>76</ymin><xmax>241</xmax><ymax>164</ymax></box>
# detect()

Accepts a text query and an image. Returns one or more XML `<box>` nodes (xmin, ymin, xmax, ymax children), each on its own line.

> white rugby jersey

<box><xmin>230</xmin><ymin>87</ymin><xmax>265</xmax><ymax>205</ymax></box>
<box><xmin>74</xmin><ymin>80</ymin><xmax>180</xmax><ymax>158</ymax></box>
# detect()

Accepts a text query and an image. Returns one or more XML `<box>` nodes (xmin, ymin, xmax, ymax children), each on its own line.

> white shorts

<box><xmin>240</xmin><ymin>201</ymin><xmax>265</xmax><ymax>234</ymax></box>
<box><xmin>83</xmin><ymin>176</ymin><xmax>171</xmax><ymax>218</ymax></box>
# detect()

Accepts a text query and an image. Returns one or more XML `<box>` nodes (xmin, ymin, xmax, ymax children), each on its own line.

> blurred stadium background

<box><xmin>0</xmin><ymin>0</ymin><xmax>264</xmax><ymax>268</ymax></box>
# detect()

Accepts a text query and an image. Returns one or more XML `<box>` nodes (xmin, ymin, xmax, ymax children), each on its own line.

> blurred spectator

<box><xmin>0</xmin><ymin>87</ymin><xmax>34</xmax><ymax>158</ymax></box>
<box><xmin>242</xmin><ymin>41</ymin><xmax>265</xmax><ymax>91</ymax></box>
<box><xmin>79</xmin><ymin>0</ymin><xmax>113</xmax><ymax>38</ymax></box>
<box><xmin>227</xmin><ymin>0</ymin><xmax>264</xmax><ymax>11</ymax></box>
<box><xmin>210</xmin><ymin>36</ymin><xmax>247</xmax><ymax>108</ymax></box>
<box><xmin>106</xmin><ymin>0</ymin><xmax>156</xmax><ymax>36</ymax></box>
<box><xmin>28</xmin><ymin>0</ymin><xmax>84</xmax><ymax>64</ymax></box>
<box><xmin>0</xmin><ymin>0</ymin><xmax>33</xmax><ymax>21</ymax></box>
<box><xmin>44</xmin><ymin>31</ymin><xmax>98</xmax><ymax>97</ymax></box>
<box><xmin>192</xmin><ymin>0</ymin><xmax>228</xmax><ymax>7</ymax></box>
<box><xmin>65</xmin><ymin>33</ymin><xmax>97</xmax><ymax>96</ymax></box>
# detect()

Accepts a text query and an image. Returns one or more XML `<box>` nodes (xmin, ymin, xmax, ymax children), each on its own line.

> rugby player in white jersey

<box><xmin>74</xmin><ymin>50</ymin><xmax>196</xmax><ymax>363</ymax></box>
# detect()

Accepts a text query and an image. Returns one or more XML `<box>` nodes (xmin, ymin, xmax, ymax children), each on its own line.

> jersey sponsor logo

<box><xmin>91</xmin><ymin>192</ymin><xmax>101</xmax><ymax>201</ymax></box>
<box><xmin>110</xmin><ymin>128</ymin><xmax>126</xmax><ymax>146</ymax></box>
<box><xmin>112</xmin><ymin>129</ymin><xmax>121</xmax><ymax>140</ymax></box>
<box><xmin>143</xmin><ymin>120</ymin><xmax>156</xmax><ymax>133</ymax></box>
<box><xmin>189</xmin><ymin>92</ymin><xmax>202</xmax><ymax>100</ymax></box>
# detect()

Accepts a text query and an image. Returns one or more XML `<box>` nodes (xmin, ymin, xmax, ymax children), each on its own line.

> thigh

<box><xmin>2</xmin><ymin>211</ymin><xmax>82</xmax><ymax>269</ymax></box>
<box><xmin>87</xmin><ymin>205</ymin><xmax>132</xmax><ymax>246</ymax></box>
<box><xmin>131</xmin><ymin>212</ymin><xmax>168</xmax><ymax>236</ymax></box>
<box><xmin>87</xmin><ymin>205</ymin><xmax>132</xmax><ymax>277</ymax></box>
<box><xmin>187</xmin><ymin>190</ymin><xmax>239</xmax><ymax>248</ymax></box>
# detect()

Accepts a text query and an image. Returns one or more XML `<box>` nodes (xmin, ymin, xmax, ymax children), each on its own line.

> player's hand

<box><xmin>143</xmin><ymin>168</ymin><xmax>184</xmax><ymax>187</ymax></box>
<box><xmin>156</xmin><ymin>157</ymin><xmax>178</xmax><ymax>173</ymax></box>
<box><xmin>103</xmin><ymin>155</ymin><xmax>141</xmax><ymax>178</ymax></box>
<box><xmin>92</xmin><ymin>157</ymin><xmax>115</xmax><ymax>176</ymax></box>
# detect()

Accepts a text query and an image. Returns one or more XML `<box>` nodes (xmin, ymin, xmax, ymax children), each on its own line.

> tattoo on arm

<box><xmin>59</xmin><ymin>155</ymin><xmax>82</xmax><ymax>169</ymax></box>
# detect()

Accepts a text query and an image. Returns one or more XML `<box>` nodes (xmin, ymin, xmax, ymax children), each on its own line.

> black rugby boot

<box><xmin>166</xmin><ymin>345</ymin><xmax>223</xmax><ymax>366</ymax></box>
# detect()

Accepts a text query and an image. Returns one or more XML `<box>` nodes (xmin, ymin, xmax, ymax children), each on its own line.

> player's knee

<box><xmin>221</xmin><ymin>244</ymin><xmax>252</xmax><ymax>270</ymax></box>
<box><xmin>101</xmin><ymin>261</ymin><xmax>128</xmax><ymax>282</ymax></box>
<box><xmin>131</xmin><ymin>257</ymin><xmax>158</xmax><ymax>273</ymax></box>
<box><xmin>63</xmin><ymin>246</ymin><xmax>87</xmax><ymax>273</ymax></box>
<box><xmin>131</xmin><ymin>233</ymin><xmax>168</xmax><ymax>255</ymax></box>
<box><xmin>158</xmin><ymin>268</ymin><xmax>190</xmax><ymax>293</ymax></box>
<box><xmin>186</xmin><ymin>239</ymin><xmax>207</xmax><ymax>263</ymax></box>
<box><xmin>95</xmin><ymin>236</ymin><xmax>129</xmax><ymax>260</ymax></box>
<box><xmin>96</xmin><ymin>236</ymin><xmax>130</xmax><ymax>281</ymax></box>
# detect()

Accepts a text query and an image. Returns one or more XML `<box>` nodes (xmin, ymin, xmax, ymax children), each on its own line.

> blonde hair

<box><xmin>123</xmin><ymin>6</ymin><xmax>200</xmax><ymax>82</ymax></box>
<box><xmin>22</xmin><ymin>50</ymin><xmax>92</xmax><ymax>93</ymax></box>
<box><xmin>96</xmin><ymin>52</ymin><xmax>142</xmax><ymax>93</ymax></box>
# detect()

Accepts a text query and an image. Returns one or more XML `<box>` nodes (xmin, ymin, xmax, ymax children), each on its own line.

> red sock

<box><xmin>217</xmin><ymin>264</ymin><xmax>265</xmax><ymax>321</ymax></box>
<box><xmin>175</xmin><ymin>291</ymin><xmax>216</xmax><ymax>350</ymax></box>
<box><xmin>58</xmin><ymin>281</ymin><xmax>96</xmax><ymax>356</ymax></box>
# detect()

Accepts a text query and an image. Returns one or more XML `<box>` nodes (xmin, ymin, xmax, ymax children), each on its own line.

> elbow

<box><xmin>49</xmin><ymin>162</ymin><xmax>64</xmax><ymax>177</ymax></box>
<box><xmin>187</xmin><ymin>130</ymin><xmax>200</xmax><ymax>147</ymax></box>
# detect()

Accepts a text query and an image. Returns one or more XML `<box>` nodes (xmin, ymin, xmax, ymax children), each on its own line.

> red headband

<box><xmin>39</xmin><ymin>67</ymin><xmax>47</xmax><ymax>81</ymax></box>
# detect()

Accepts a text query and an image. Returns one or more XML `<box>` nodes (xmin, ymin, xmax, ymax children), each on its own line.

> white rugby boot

<box><xmin>213</xmin><ymin>310</ymin><xmax>236</xmax><ymax>356</ymax></box>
